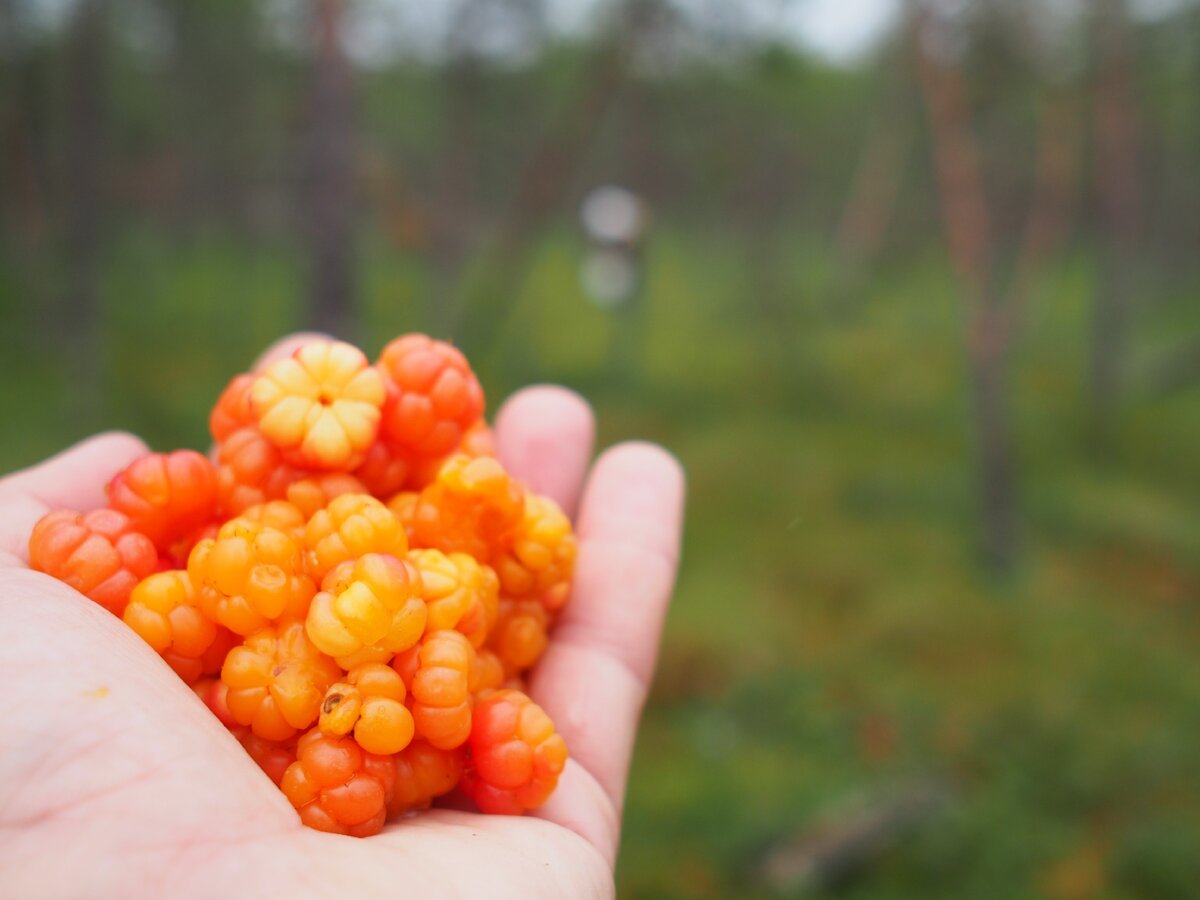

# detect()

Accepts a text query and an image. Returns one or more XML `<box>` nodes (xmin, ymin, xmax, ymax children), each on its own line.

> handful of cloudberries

<box><xmin>27</xmin><ymin>335</ymin><xmax>572</xmax><ymax>836</ymax></box>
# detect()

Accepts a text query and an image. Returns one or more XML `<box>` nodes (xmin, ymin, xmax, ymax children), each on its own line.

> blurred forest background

<box><xmin>2</xmin><ymin>0</ymin><xmax>1200</xmax><ymax>896</ymax></box>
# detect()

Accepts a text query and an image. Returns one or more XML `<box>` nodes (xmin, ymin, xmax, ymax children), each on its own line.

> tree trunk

<box><xmin>304</xmin><ymin>0</ymin><xmax>356</xmax><ymax>339</ymax></box>
<box><xmin>64</xmin><ymin>0</ymin><xmax>106</xmax><ymax>421</ymax></box>
<box><xmin>913</xmin><ymin>9</ymin><xmax>1019</xmax><ymax>572</ymax></box>
<box><xmin>1090</xmin><ymin>0</ymin><xmax>1141</xmax><ymax>431</ymax></box>
<box><xmin>427</xmin><ymin>50</ymin><xmax>482</xmax><ymax>338</ymax></box>
<box><xmin>971</xmin><ymin>304</ymin><xmax>1017</xmax><ymax>572</ymax></box>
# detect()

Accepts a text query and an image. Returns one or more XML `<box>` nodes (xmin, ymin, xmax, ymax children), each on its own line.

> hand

<box><xmin>0</xmin><ymin>336</ymin><xmax>685</xmax><ymax>898</ymax></box>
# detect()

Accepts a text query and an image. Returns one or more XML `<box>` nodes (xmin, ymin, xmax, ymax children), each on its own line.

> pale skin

<box><xmin>0</xmin><ymin>335</ymin><xmax>685</xmax><ymax>899</ymax></box>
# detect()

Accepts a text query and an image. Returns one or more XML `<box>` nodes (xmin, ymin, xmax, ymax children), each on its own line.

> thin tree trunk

<box><xmin>427</xmin><ymin>49</ymin><xmax>482</xmax><ymax>338</ymax></box>
<box><xmin>64</xmin><ymin>0</ymin><xmax>106</xmax><ymax>421</ymax></box>
<box><xmin>914</xmin><ymin>9</ymin><xmax>1017</xmax><ymax>572</ymax></box>
<box><xmin>970</xmin><ymin>305</ymin><xmax>1017</xmax><ymax>571</ymax></box>
<box><xmin>831</xmin><ymin>63</ymin><xmax>912</xmax><ymax>313</ymax></box>
<box><xmin>304</xmin><ymin>0</ymin><xmax>356</xmax><ymax>338</ymax></box>
<box><xmin>1090</xmin><ymin>0</ymin><xmax>1141</xmax><ymax>429</ymax></box>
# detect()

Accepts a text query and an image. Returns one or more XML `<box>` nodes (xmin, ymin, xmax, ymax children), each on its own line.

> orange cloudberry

<box><xmin>491</xmin><ymin>493</ymin><xmax>575</xmax><ymax>614</ymax></box>
<box><xmin>319</xmin><ymin>663</ymin><xmax>414</xmax><ymax>755</ymax></box>
<box><xmin>303</xmin><ymin>493</ymin><xmax>408</xmax><ymax>582</ymax></box>
<box><xmin>214</xmin><ymin>427</ymin><xmax>298</xmax><ymax>517</ymax></box>
<box><xmin>285</xmin><ymin>473</ymin><xmax>367</xmax><ymax>520</ymax></box>
<box><xmin>222</xmin><ymin>620</ymin><xmax>342</xmax><ymax>741</ymax></box>
<box><xmin>488</xmin><ymin>598</ymin><xmax>550</xmax><ymax>676</ymax></box>
<box><xmin>388</xmin><ymin>741</ymin><xmax>464</xmax><ymax>816</ymax></box>
<box><xmin>393</xmin><ymin>629</ymin><xmax>474</xmax><ymax>750</ymax></box>
<box><xmin>28</xmin><ymin>508</ymin><xmax>157</xmax><ymax>615</ymax></box>
<box><xmin>377</xmin><ymin>335</ymin><xmax>485</xmax><ymax>459</ymax></box>
<box><xmin>232</xmin><ymin>500</ymin><xmax>307</xmax><ymax>541</ymax></box>
<box><xmin>241</xmin><ymin>732</ymin><xmax>297</xmax><ymax>786</ymax></box>
<box><xmin>251</xmin><ymin>340</ymin><xmax>385</xmax><ymax>471</ymax></box>
<box><xmin>209</xmin><ymin>373</ymin><xmax>256</xmax><ymax>444</ymax></box>
<box><xmin>352</xmin><ymin>439</ymin><xmax>411</xmax><ymax>499</ymax></box>
<box><xmin>407</xmin><ymin>419</ymin><xmax>497</xmax><ymax>491</ymax></box>
<box><xmin>188</xmin><ymin>520</ymin><xmax>315</xmax><ymax>636</ymax></box>
<box><xmin>460</xmin><ymin>689</ymin><xmax>567</xmax><ymax>815</ymax></box>
<box><xmin>399</xmin><ymin>455</ymin><xmax>525</xmax><ymax>560</ymax></box>
<box><xmin>122</xmin><ymin>569</ymin><xmax>218</xmax><ymax>683</ymax></box>
<box><xmin>469</xmin><ymin>647</ymin><xmax>505</xmax><ymax>695</ymax></box>
<box><xmin>281</xmin><ymin>728</ymin><xmax>396</xmax><ymax>837</ymax></box>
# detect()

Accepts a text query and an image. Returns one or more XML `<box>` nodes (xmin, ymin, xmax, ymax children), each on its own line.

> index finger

<box><xmin>529</xmin><ymin>443</ymin><xmax>685</xmax><ymax>813</ymax></box>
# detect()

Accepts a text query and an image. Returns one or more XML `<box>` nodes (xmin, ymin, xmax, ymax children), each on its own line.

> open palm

<box><xmin>0</xmin><ymin>338</ymin><xmax>684</xmax><ymax>899</ymax></box>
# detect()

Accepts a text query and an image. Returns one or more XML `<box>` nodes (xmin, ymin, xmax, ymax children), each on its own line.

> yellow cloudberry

<box><xmin>319</xmin><ymin>663</ymin><xmax>414</xmax><ymax>755</ymax></box>
<box><xmin>251</xmin><ymin>340</ymin><xmax>385</xmax><ymax>471</ymax></box>
<box><xmin>305</xmin><ymin>553</ymin><xmax>426</xmax><ymax>667</ymax></box>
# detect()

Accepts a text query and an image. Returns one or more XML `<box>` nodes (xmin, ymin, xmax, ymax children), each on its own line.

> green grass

<box><xmin>1</xmin><ymin>225</ymin><xmax>1198</xmax><ymax>898</ymax></box>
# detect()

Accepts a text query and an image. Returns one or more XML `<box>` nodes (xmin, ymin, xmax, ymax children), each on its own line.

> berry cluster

<box><xmin>27</xmin><ymin>336</ymin><xmax>573</xmax><ymax>837</ymax></box>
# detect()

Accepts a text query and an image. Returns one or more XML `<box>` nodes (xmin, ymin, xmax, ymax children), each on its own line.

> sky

<box><xmin>335</xmin><ymin>0</ymin><xmax>905</xmax><ymax>67</ymax></box>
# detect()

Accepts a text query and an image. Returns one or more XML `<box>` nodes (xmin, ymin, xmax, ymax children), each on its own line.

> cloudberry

<box><xmin>306</xmin><ymin>553</ymin><xmax>426</xmax><ymax>669</ymax></box>
<box><xmin>28</xmin><ymin>508</ymin><xmax>157</xmax><ymax>615</ymax></box>
<box><xmin>209</xmin><ymin>373</ymin><xmax>256</xmax><ymax>444</ymax></box>
<box><xmin>352</xmin><ymin>439</ymin><xmax>411</xmax><ymax>499</ymax></box>
<box><xmin>281</xmin><ymin>728</ymin><xmax>396</xmax><ymax>837</ymax></box>
<box><xmin>285</xmin><ymin>473</ymin><xmax>367</xmax><ymax>520</ymax></box>
<box><xmin>251</xmin><ymin>340</ymin><xmax>385</xmax><ymax>471</ymax></box>
<box><xmin>122</xmin><ymin>569</ymin><xmax>218</xmax><ymax>683</ymax></box>
<box><xmin>201</xmin><ymin>626</ymin><xmax>241</xmax><ymax>676</ymax></box>
<box><xmin>106</xmin><ymin>450</ymin><xmax>218</xmax><ymax>554</ymax></box>
<box><xmin>232</xmin><ymin>500</ymin><xmax>307</xmax><ymax>541</ymax></box>
<box><xmin>456</xmin><ymin>565</ymin><xmax>500</xmax><ymax>649</ymax></box>
<box><xmin>492</xmin><ymin>494</ymin><xmax>575</xmax><ymax>613</ymax></box>
<box><xmin>188</xmin><ymin>520</ymin><xmax>315</xmax><ymax>636</ymax></box>
<box><xmin>488</xmin><ymin>598</ymin><xmax>550</xmax><ymax>675</ymax></box>
<box><xmin>460</xmin><ymin>689</ymin><xmax>567</xmax><ymax>815</ymax></box>
<box><xmin>389</xmin><ymin>741</ymin><xmax>464</xmax><ymax>816</ymax></box>
<box><xmin>304</xmin><ymin>493</ymin><xmax>407</xmax><ymax>582</ymax></box>
<box><xmin>377</xmin><ymin>335</ymin><xmax>484</xmax><ymax>458</ymax></box>
<box><xmin>222</xmin><ymin>621</ymin><xmax>342</xmax><ymax>741</ymax></box>
<box><xmin>408</xmin><ymin>548</ymin><xmax>495</xmax><ymax>633</ymax></box>
<box><xmin>469</xmin><ymin>648</ymin><xmax>505</xmax><ymax>695</ymax></box>
<box><xmin>401</xmin><ymin>455</ymin><xmax>524</xmax><ymax>560</ymax></box>
<box><xmin>386</xmin><ymin>490</ymin><xmax>418</xmax><ymax>537</ymax></box>
<box><xmin>319</xmin><ymin>663</ymin><xmax>414</xmax><ymax>755</ymax></box>
<box><xmin>193</xmin><ymin>676</ymin><xmax>242</xmax><ymax>732</ymax></box>
<box><xmin>214</xmin><ymin>427</ymin><xmax>298</xmax><ymax>516</ymax></box>
<box><xmin>241</xmin><ymin>732</ymin><xmax>297</xmax><ymax>786</ymax></box>
<box><xmin>407</xmin><ymin>419</ymin><xmax>497</xmax><ymax>491</ymax></box>
<box><xmin>460</xmin><ymin>420</ymin><xmax>496</xmax><ymax>459</ymax></box>
<box><xmin>393</xmin><ymin>629</ymin><xmax>474</xmax><ymax>750</ymax></box>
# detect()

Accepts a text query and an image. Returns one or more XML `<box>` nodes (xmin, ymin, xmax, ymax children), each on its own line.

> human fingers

<box><xmin>528</xmin><ymin>443</ymin><xmax>684</xmax><ymax>824</ymax></box>
<box><xmin>0</xmin><ymin>432</ymin><xmax>150</xmax><ymax>562</ymax></box>
<box><xmin>494</xmin><ymin>386</ymin><xmax>595</xmax><ymax>519</ymax></box>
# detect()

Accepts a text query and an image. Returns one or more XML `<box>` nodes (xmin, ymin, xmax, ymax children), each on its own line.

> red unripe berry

<box><xmin>281</xmin><ymin>728</ymin><xmax>396</xmax><ymax>837</ymax></box>
<box><xmin>461</xmin><ymin>689</ymin><xmax>567</xmax><ymax>815</ymax></box>
<box><xmin>377</xmin><ymin>335</ymin><xmax>485</xmax><ymax>458</ymax></box>
<box><xmin>28</xmin><ymin>508</ymin><xmax>157</xmax><ymax>615</ymax></box>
